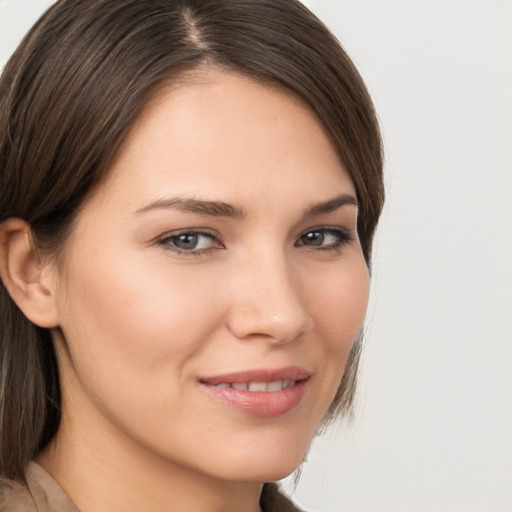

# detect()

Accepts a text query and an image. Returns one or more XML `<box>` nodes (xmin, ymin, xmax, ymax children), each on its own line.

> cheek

<box><xmin>308</xmin><ymin>258</ymin><xmax>370</xmax><ymax>355</ymax></box>
<box><xmin>297</xmin><ymin>254</ymin><xmax>369</xmax><ymax>404</ymax></box>
<box><xmin>57</xmin><ymin>250</ymin><xmax>224</xmax><ymax>386</ymax></box>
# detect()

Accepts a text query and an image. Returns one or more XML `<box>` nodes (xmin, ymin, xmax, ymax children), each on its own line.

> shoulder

<box><xmin>0</xmin><ymin>462</ymin><xmax>78</xmax><ymax>512</ymax></box>
<box><xmin>0</xmin><ymin>476</ymin><xmax>38</xmax><ymax>512</ymax></box>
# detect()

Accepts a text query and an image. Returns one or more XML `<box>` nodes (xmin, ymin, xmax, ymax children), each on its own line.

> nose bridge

<box><xmin>227</xmin><ymin>245</ymin><xmax>312</xmax><ymax>343</ymax></box>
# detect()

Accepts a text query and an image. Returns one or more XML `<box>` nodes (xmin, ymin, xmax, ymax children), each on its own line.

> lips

<box><xmin>199</xmin><ymin>366</ymin><xmax>310</xmax><ymax>417</ymax></box>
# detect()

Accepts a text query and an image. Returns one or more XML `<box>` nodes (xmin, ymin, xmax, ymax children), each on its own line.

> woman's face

<box><xmin>50</xmin><ymin>71</ymin><xmax>369</xmax><ymax>482</ymax></box>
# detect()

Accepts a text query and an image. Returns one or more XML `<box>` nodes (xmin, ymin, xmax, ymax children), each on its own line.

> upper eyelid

<box><xmin>157</xmin><ymin>225</ymin><xmax>350</xmax><ymax>236</ymax></box>
<box><xmin>157</xmin><ymin>228</ymin><xmax>222</xmax><ymax>242</ymax></box>
<box><xmin>298</xmin><ymin>225</ymin><xmax>353</xmax><ymax>237</ymax></box>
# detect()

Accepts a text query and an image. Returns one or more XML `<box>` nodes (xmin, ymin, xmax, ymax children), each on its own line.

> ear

<box><xmin>0</xmin><ymin>218</ymin><xmax>60</xmax><ymax>328</ymax></box>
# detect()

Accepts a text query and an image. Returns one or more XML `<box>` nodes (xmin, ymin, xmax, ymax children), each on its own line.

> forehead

<box><xmin>88</xmin><ymin>70</ymin><xmax>354</xmax><ymax>213</ymax></box>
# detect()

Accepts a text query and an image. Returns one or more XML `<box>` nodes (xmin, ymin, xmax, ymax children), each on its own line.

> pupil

<box><xmin>304</xmin><ymin>231</ymin><xmax>324</xmax><ymax>246</ymax></box>
<box><xmin>176</xmin><ymin>234</ymin><xmax>198</xmax><ymax>249</ymax></box>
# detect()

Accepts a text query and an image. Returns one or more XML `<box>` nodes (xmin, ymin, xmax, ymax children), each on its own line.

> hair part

<box><xmin>0</xmin><ymin>0</ymin><xmax>383</xmax><ymax>479</ymax></box>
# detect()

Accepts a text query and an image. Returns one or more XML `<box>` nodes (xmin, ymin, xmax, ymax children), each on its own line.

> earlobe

<box><xmin>0</xmin><ymin>218</ymin><xmax>60</xmax><ymax>328</ymax></box>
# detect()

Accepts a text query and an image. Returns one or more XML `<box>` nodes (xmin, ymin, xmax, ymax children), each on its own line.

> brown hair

<box><xmin>0</xmin><ymin>0</ymin><xmax>384</xmax><ymax>479</ymax></box>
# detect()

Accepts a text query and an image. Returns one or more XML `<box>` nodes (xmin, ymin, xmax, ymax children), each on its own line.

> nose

<box><xmin>226</xmin><ymin>251</ymin><xmax>313</xmax><ymax>344</ymax></box>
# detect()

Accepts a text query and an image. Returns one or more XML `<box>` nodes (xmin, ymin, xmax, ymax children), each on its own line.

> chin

<box><xmin>199</xmin><ymin>429</ymin><xmax>312</xmax><ymax>483</ymax></box>
<box><xmin>215</xmin><ymin>458</ymin><xmax>304</xmax><ymax>484</ymax></box>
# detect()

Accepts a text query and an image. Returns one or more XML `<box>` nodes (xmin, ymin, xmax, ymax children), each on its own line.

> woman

<box><xmin>0</xmin><ymin>0</ymin><xmax>384</xmax><ymax>510</ymax></box>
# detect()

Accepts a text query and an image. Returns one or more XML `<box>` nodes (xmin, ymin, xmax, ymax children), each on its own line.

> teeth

<box><xmin>266</xmin><ymin>381</ymin><xmax>283</xmax><ymax>392</ymax></box>
<box><xmin>282</xmin><ymin>380</ymin><xmax>293</xmax><ymax>390</ymax></box>
<box><xmin>248</xmin><ymin>382</ymin><xmax>267</xmax><ymax>392</ymax></box>
<box><xmin>214</xmin><ymin>380</ymin><xmax>296</xmax><ymax>391</ymax></box>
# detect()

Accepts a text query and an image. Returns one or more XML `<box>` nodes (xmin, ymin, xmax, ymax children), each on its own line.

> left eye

<box><xmin>158</xmin><ymin>231</ymin><xmax>221</xmax><ymax>253</ymax></box>
<box><xmin>295</xmin><ymin>227</ymin><xmax>353</xmax><ymax>249</ymax></box>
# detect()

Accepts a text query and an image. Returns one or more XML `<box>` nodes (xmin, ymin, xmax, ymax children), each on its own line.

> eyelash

<box><xmin>156</xmin><ymin>229</ymin><xmax>222</xmax><ymax>256</ymax></box>
<box><xmin>156</xmin><ymin>226</ymin><xmax>354</xmax><ymax>256</ymax></box>
<box><xmin>294</xmin><ymin>227</ymin><xmax>355</xmax><ymax>251</ymax></box>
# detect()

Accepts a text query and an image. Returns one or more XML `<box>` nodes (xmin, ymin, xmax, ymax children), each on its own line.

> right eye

<box><xmin>157</xmin><ymin>230</ymin><xmax>223</xmax><ymax>255</ymax></box>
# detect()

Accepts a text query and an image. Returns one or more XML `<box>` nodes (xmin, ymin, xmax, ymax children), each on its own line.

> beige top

<box><xmin>0</xmin><ymin>462</ymin><xmax>302</xmax><ymax>512</ymax></box>
<box><xmin>0</xmin><ymin>462</ymin><xmax>77</xmax><ymax>512</ymax></box>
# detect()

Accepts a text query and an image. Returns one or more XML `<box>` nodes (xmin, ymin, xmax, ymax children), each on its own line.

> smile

<box><xmin>199</xmin><ymin>367</ymin><xmax>310</xmax><ymax>417</ymax></box>
<box><xmin>213</xmin><ymin>380</ymin><xmax>296</xmax><ymax>391</ymax></box>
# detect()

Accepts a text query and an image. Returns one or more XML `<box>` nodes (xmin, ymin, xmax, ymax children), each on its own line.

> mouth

<box><xmin>199</xmin><ymin>367</ymin><xmax>310</xmax><ymax>417</ymax></box>
<box><xmin>210</xmin><ymin>379</ymin><xmax>297</xmax><ymax>392</ymax></box>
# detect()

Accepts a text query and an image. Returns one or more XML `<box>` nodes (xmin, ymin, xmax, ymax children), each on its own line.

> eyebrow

<box><xmin>303</xmin><ymin>193</ymin><xmax>359</xmax><ymax>217</ymax></box>
<box><xmin>135</xmin><ymin>197</ymin><xmax>246</xmax><ymax>219</ymax></box>
<box><xmin>135</xmin><ymin>193</ymin><xmax>358</xmax><ymax>219</ymax></box>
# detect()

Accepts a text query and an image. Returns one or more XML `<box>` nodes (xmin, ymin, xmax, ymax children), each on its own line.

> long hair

<box><xmin>0</xmin><ymin>0</ymin><xmax>384</xmax><ymax>479</ymax></box>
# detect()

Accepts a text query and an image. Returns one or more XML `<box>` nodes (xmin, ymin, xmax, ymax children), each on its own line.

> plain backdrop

<box><xmin>1</xmin><ymin>1</ymin><xmax>511</xmax><ymax>511</ymax></box>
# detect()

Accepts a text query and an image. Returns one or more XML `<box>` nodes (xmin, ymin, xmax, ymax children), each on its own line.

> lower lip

<box><xmin>200</xmin><ymin>379</ymin><xmax>308</xmax><ymax>418</ymax></box>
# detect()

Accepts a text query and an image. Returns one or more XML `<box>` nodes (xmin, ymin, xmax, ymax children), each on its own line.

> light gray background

<box><xmin>1</xmin><ymin>1</ymin><xmax>511</xmax><ymax>511</ymax></box>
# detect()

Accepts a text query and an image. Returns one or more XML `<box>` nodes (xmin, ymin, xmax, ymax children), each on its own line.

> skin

<box><xmin>8</xmin><ymin>71</ymin><xmax>370</xmax><ymax>512</ymax></box>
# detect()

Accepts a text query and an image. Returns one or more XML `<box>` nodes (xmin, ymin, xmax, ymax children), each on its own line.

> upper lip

<box><xmin>199</xmin><ymin>366</ymin><xmax>311</xmax><ymax>385</ymax></box>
